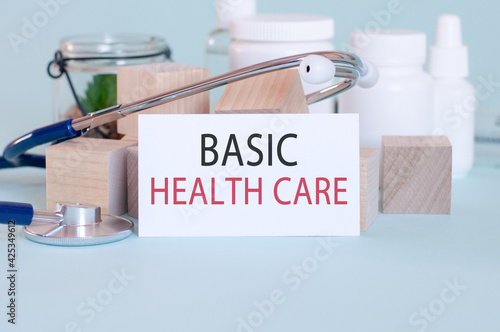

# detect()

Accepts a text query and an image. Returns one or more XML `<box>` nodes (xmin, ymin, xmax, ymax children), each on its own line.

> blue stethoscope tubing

<box><xmin>0</xmin><ymin>119</ymin><xmax>78</xmax><ymax>169</ymax></box>
<box><xmin>0</xmin><ymin>51</ymin><xmax>374</xmax><ymax>170</ymax></box>
<box><xmin>0</xmin><ymin>201</ymin><xmax>33</xmax><ymax>226</ymax></box>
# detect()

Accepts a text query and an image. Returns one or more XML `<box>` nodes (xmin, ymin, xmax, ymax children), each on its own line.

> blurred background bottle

<box><xmin>429</xmin><ymin>14</ymin><xmax>475</xmax><ymax>178</ymax></box>
<box><xmin>339</xmin><ymin>30</ymin><xmax>434</xmax><ymax>149</ymax></box>
<box><xmin>205</xmin><ymin>0</ymin><xmax>257</xmax><ymax>111</ymax></box>
<box><xmin>229</xmin><ymin>14</ymin><xmax>335</xmax><ymax>114</ymax></box>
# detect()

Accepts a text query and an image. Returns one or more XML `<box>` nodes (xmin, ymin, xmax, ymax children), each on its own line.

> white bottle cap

<box><xmin>350</xmin><ymin>30</ymin><xmax>427</xmax><ymax>67</ymax></box>
<box><xmin>230</xmin><ymin>14</ymin><xmax>334</xmax><ymax>42</ymax></box>
<box><xmin>216</xmin><ymin>0</ymin><xmax>257</xmax><ymax>29</ymax></box>
<box><xmin>428</xmin><ymin>14</ymin><xmax>468</xmax><ymax>78</ymax></box>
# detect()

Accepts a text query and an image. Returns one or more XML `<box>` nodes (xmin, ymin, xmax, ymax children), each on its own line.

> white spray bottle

<box><xmin>429</xmin><ymin>14</ymin><xmax>475</xmax><ymax>178</ymax></box>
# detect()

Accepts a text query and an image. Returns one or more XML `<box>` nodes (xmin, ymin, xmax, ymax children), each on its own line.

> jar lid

<box><xmin>60</xmin><ymin>34</ymin><xmax>168</xmax><ymax>58</ymax></box>
<box><xmin>350</xmin><ymin>30</ymin><xmax>427</xmax><ymax>67</ymax></box>
<box><xmin>230</xmin><ymin>14</ymin><xmax>334</xmax><ymax>42</ymax></box>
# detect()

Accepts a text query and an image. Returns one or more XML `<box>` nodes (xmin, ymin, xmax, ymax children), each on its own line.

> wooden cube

<box><xmin>215</xmin><ymin>69</ymin><xmax>309</xmax><ymax>114</ymax></box>
<box><xmin>360</xmin><ymin>148</ymin><xmax>380</xmax><ymax>231</ymax></box>
<box><xmin>46</xmin><ymin>137</ymin><xmax>137</xmax><ymax>215</ymax></box>
<box><xmin>117</xmin><ymin>62</ymin><xmax>210</xmax><ymax>138</ymax></box>
<box><xmin>382</xmin><ymin>136</ymin><xmax>452</xmax><ymax>214</ymax></box>
<box><xmin>126</xmin><ymin>146</ymin><xmax>139</xmax><ymax>219</ymax></box>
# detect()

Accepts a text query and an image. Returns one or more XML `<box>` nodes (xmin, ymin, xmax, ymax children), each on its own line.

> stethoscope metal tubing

<box><xmin>72</xmin><ymin>51</ymin><xmax>363</xmax><ymax>132</ymax></box>
<box><xmin>2</xmin><ymin>51</ymin><xmax>365</xmax><ymax>168</ymax></box>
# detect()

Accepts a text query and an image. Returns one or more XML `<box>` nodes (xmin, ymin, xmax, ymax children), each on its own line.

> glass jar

<box><xmin>50</xmin><ymin>34</ymin><xmax>170</xmax><ymax>138</ymax></box>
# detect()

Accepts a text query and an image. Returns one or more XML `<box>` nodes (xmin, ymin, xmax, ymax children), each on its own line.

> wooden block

<box><xmin>117</xmin><ymin>62</ymin><xmax>210</xmax><ymax>138</ymax></box>
<box><xmin>127</xmin><ymin>146</ymin><xmax>139</xmax><ymax>219</ymax></box>
<box><xmin>215</xmin><ymin>69</ymin><xmax>309</xmax><ymax>114</ymax></box>
<box><xmin>46</xmin><ymin>137</ymin><xmax>137</xmax><ymax>215</ymax></box>
<box><xmin>121</xmin><ymin>135</ymin><xmax>138</xmax><ymax>142</ymax></box>
<box><xmin>360</xmin><ymin>148</ymin><xmax>380</xmax><ymax>231</ymax></box>
<box><xmin>382</xmin><ymin>136</ymin><xmax>452</xmax><ymax>214</ymax></box>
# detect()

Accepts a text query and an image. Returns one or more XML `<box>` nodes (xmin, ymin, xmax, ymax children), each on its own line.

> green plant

<box><xmin>80</xmin><ymin>74</ymin><xmax>117</xmax><ymax>113</ymax></box>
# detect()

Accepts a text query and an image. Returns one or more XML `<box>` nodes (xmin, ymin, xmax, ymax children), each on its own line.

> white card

<box><xmin>139</xmin><ymin>114</ymin><xmax>359</xmax><ymax>237</ymax></box>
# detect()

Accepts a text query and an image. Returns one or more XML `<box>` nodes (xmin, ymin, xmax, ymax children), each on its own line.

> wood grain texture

<box><xmin>117</xmin><ymin>62</ymin><xmax>210</xmax><ymax>138</ymax></box>
<box><xmin>360</xmin><ymin>148</ymin><xmax>379</xmax><ymax>231</ymax></box>
<box><xmin>46</xmin><ymin>137</ymin><xmax>137</xmax><ymax>215</ymax></box>
<box><xmin>215</xmin><ymin>69</ymin><xmax>309</xmax><ymax>114</ymax></box>
<box><xmin>126</xmin><ymin>146</ymin><xmax>139</xmax><ymax>219</ymax></box>
<box><xmin>382</xmin><ymin>136</ymin><xmax>452</xmax><ymax>214</ymax></box>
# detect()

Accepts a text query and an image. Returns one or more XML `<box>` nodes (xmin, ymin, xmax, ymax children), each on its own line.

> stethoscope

<box><xmin>0</xmin><ymin>51</ymin><xmax>378</xmax><ymax>246</ymax></box>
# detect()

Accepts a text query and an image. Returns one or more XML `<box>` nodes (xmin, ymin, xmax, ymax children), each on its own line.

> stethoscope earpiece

<box><xmin>357</xmin><ymin>60</ymin><xmax>379</xmax><ymax>89</ymax></box>
<box><xmin>299</xmin><ymin>54</ymin><xmax>337</xmax><ymax>84</ymax></box>
<box><xmin>299</xmin><ymin>54</ymin><xmax>379</xmax><ymax>88</ymax></box>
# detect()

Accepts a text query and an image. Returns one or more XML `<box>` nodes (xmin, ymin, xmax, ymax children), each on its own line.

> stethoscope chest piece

<box><xmin>23</xmin><ymin>202</ymin><xmax>134</xmax><ymax>246</ymax></box>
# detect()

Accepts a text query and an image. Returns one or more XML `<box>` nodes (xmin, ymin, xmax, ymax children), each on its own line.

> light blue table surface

<box><xmin>0</xmin><ymin>165</ymin><xmax>499</xmax><ymax>332</ymax></box>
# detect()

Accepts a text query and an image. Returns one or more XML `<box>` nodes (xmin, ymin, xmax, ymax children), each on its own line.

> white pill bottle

<box><xmin>339</xmin><ymin>30</ymin><xmax>434</xmax><ymax>149</ymax></box>
<box><xmin>229</xmin><ymin>14</ymin><xmax>335</xmax><ymax>114</ymax></box>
